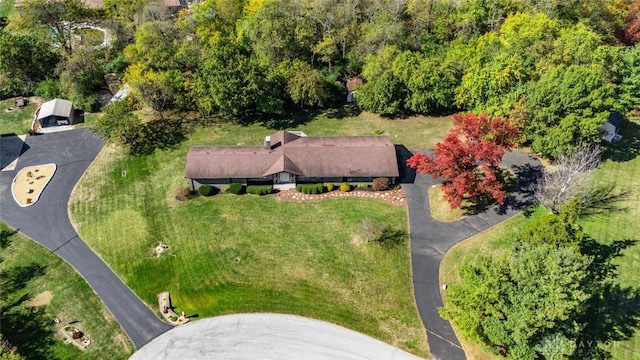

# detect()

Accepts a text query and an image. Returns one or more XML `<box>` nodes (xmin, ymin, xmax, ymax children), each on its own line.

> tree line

<box><xmin>1</xmin><ymin>0</ymin><xmax>640</xmax><ymax>157</ymax></box>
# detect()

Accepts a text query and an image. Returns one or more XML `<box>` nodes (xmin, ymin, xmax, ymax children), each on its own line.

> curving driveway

<box><xmin>0</xmin><ymin>130</ymin><xmax>542</xmax><ymax>358</ymax></box>
<box><xmin>402</xmin><ymin>150</ymin><xmax>543</xmax><ymax>360</ymax></box>
<box><xmin>0</xmin><ymin>129</ymin><xmax>171</xmax><ymax>349</ymax></box>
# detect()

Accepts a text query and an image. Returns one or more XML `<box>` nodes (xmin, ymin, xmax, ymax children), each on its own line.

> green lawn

<box><xmin>0</xmin><ymin>98</ymin><xmax>37</xmax><ymax>135</ymax></box>
<box><xmin>74</xmin><ymin>27</ymin><xmax>104</xmax><ymax>47</ymax></box>
<box><xmin>69</xmin><ymin>110</ymin><xmax>453</xmax><ymax>358</ymax></box>
<box><xmin>440</xmin><ymin>118</ymin><xmax>640</xmax><ymax>359</ymax></box>
<box><xmin>0</xmin><ymin>222</ymin><xmax>132</xmax><ymax>359</ymax></box>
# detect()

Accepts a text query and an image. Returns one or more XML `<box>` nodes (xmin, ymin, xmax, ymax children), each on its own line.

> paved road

<box><xmin>0</xmin><ymin>129</ymin><xmax>171</xmax><ymax>349</ymax></box>
<box><xmin>402</xmin><ymin>150</ymin><xmax>542</xmax><ymax>360</ymax></box>
<box><xmin>131</xmin><ymin>313</ymin><xmax>425</xmax><ymax>360</ymax></box>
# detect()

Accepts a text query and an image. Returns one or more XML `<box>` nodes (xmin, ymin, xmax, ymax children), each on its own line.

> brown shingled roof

<box><xmin>346</xmin><ymin>76</ymin><xmax>363</xmax><ymax>91</ymax></box>
<box><xmin>185</xmin><ymin>131</ymin><xmax>399</xmax><ymax>180</ymax></box>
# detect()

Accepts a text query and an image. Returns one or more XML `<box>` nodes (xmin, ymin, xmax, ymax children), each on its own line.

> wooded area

<box><xmin>1</xmin><ymin>0</ymin><xmax>640</xmax><ymax>158</ymax></box>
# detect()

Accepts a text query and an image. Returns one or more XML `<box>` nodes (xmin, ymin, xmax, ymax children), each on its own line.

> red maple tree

<box><xmin>407</xmin><ymin>113</ymin><xmax>520</xmax><ymax>209</ymax></box>
<box><xmin>621</xmin><ymin>0</ymin><xmax>640</xmax><ymax>44</ymax></box>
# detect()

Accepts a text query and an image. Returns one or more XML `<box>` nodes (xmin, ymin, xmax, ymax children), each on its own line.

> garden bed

<box><xmin>11</xmin><ymin>164</ymin><xmax>56</xmax><ymax>207</ymax></box>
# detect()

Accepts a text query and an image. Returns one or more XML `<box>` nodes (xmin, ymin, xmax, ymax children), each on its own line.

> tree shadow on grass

<box><xmin>2</xmin><ymin>296</ymin><xmax>57</xmax><ymax>360</ymax></box>
<box><xmin>575</xmin><ymin>239</ymin><xmax>640</xmax><ymax>358</ymax></box>
<box><xmin>239</xmin><ymin>105</ymin><xmax>362</xmax><ymax>130</ymax></box>
<box><xmin>373</xmin><ymin>228</ymin><xmax>407</xmax><ymax>249</ymax></box>
<box><xmin>601</xmin><ymin>121</ymin><xmax>640</xmax><ymax>163</ymax></box>
<box><xmin>0</xmin><ymin>263</ymin><xmax>47</xmax><ymax>294</ymax></box>
<box><xmin>238</xmin><ymin>108</ymin><xmax>324</xmax><ymax>130</ymax></box>
<box><xmin>0</xmin><ymin>263</ymin><xmax>54</xmax><ymax>360</ymax></box>
<box><xmin>0</xmin><ymin>228</ymin><xmax>18</xmax><ymax>249</ymax></box>
<box><xmin>129</xmin><ymin>117</ymin><xmax>188</xmax><ymax>156</ymax></box>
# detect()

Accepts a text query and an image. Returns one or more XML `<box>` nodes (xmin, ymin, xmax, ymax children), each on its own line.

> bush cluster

<box><xmin>296</xmin><ymin>183</ymin><xmax>324</xmax><ymax>194</ymax></box>
<box><xmin>372</xmin><ymin>177</ymin><xmax>390</xmax><ymax>191</ymax></box>
<box><xmin>246</xmin><ymin>185</ymin><xmax>273</xmax><ymax>195</ymax></box>
<box><xmin>229</xmin><ymin>182</ymin><xmax>244</xmax><ymax>194</ymax></box>
<box><xmin>357</xmin><ymin>183</ymin><xmax>369</xmax><ymax>189</ymax></box>
<box><xmin>198</xmin><ymin>185</ymin><xmax>215</xmax><ymax>196</ymax></box>
<box><xmin>326</xmin><ymin>183</ymin><xmax>335</xmax><ymax>191</ymax></box>
<box><xmin>340</xmin><ymin>182</ymin><xmax>351</xmax><ymax>192</ymax></box>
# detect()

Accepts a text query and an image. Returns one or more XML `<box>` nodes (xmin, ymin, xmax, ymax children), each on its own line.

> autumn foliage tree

<box><xmin>407</xmin><ymin>113</ymin><xmax>520</xmax><ymax>209</ymax></box>
<box><xmin>621</xmin><ymin>0</ymin><xmax>640</xmax><ymax>44</ymax></box>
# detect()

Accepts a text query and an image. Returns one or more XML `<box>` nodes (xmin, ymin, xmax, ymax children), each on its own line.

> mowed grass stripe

<box><xmin>70</xmin><ymin>111</ymin><xmax>447</xmax><ymax>357</ymax></box>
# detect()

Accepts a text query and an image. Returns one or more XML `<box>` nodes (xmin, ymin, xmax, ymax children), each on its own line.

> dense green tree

<box><xmin>284</xmin><ymin>60</ymin><xmax>331</xmax><ymax>108</ymax></box>
<box><xmin>441</xmin><ymin>244</ymin><xmax>591</xmax><ymax>359</ymax></box>
<box><xmin>357</xmin><ymin>71</ymin><xmax>405</xmax><ymax>115</ymax></box>
<box><xmin>124</xmin><ymin>20</ymin><xmax>185</xmax><ymax>72</ymax></box>
<box><xmin>58</xmin><ymin>47</ymin><xmax>106</xmax><ymax>111</ymax></box>
<box><xmin>128</xmin><ymin>67</ymin><xmax>176</xmax><ymax>118</ymax></box>
<box><xmin>0</xmin><ymin>32</ymin><xmax>60</xmax><ymax>97</ymax></box>
<box><xmin>455</xmin><ymin>12</ymin><xmax>560</xmax><ymax>114</ymax></box>
<box><xmin>92</xmin><ymin>101</ymin><xmax>143</xmax><ymax>145</ymax></box>
<box><xmin>198</xmin><ymin>37</ymin><xmax>283</xmax><ymax>118</ymax></box>
<box><xmin>619</xmin><ymin>44</ymin><xmax>640</xmax><ymax>112</ymax></box>
<box><xmin>525</xmin><ymin>64</ymin><xmax>616</xmax><ymax>158</ymax></box>
<box><xmin>242</xmin><ymin>0</ymin><xmax>313</xmax><ymax>66</ymax></box>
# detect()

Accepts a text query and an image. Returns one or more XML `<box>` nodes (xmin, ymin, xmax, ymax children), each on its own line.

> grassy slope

<box><xmin>440</xmin><ymin>119</ymin><xmax>640</xmax><ymax>359</ymax></box>
<box><xmin>0</xmin><ymin>98</ymin><xmax>37</xmax><ymax>135</ymax></box>
<box><xmin>69</xmin><ymin>111</ymin><xmax>453</xmax><ymax>357</ymax></box>
<box><xmin>0</xmin><ymin>222</ymin><xmax>132</xmax><ymax>359</ymax></box>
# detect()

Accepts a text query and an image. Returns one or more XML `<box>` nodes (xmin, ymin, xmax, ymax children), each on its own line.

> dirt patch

<box><xmin>28</xmin><ymin>290</ymin><xmax>53</xmax><ymax>307</ymax></box>
<box><xmin>351</xmin><ymin>234</ymin><xmax>365</xmax><ymax>246</ymax></box>
<box><xmin>11</xmin><ymin>163</ymin><xmax>56</xmax><ymax>207</ymax></box>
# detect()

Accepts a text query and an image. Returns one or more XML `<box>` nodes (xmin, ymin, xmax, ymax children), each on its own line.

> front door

<box><xmin>279</xmin><ymin>172</ymin><xmax>290</xmax><ymax>183</ymax></box>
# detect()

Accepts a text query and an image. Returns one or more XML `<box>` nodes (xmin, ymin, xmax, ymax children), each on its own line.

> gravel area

<box><xmin>272</xmin><ymin>188</ymin><xmax>407</xmax><ymax>206</ymax></box>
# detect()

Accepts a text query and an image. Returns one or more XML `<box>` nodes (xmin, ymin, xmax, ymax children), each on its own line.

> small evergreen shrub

<box><xmin>340</xmin><ymin>182</ymin><xmax>351</xmax><ymax>192</ymax></box>
<box><xmin>326</xmin><ymin>183</ymin><xmax>334</xmax><ymax>191</ymax></box>
<box><xmin>297</xmin><ymin>183</ymin><xmax>324</xmax><ymax>194</ymax></box>
<box><xmin>246</xmin><ymin>185</ymin><xmax>273</xmax><ymax>195</ymax></box>
<box><xmin>357</xmin><ymin>183</ymin><xmax>369</xmax><ymax>190</ymax></box>
<box><xmin>229</xmin><ymin>182</ymin><xmax>244</xmax><ymax>194</ymax></box>
<box><xmin>372</xmin><ymin>177</ymin><xmax>390</xmax><ymax>191</ymax></box>
<box><xmin>198</xmin><ymin>185</ymin><xmax>215</xmax><ymax>196</ymax></box>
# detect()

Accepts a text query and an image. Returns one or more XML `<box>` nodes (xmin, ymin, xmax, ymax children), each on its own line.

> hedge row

<box><xmin>198</xmin><ymin>184</ymin><xmax>215</xmax><ymax>196</ymax></box>
<box><xmin>296</xmin><ymin>183</ymin><xmax>324</xmax><ymax>194</ymax></box>
<box><xmin>246</xmin><ymin>185</ymin><xmax>273</xmax><ymax>195</ymax></box>
<box><xmin>229</xmin><ymin>182</ymin><xmax>244</xmax><ymax>194</ymax></box>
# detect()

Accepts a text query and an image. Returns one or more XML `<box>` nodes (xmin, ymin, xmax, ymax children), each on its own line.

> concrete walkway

<box><xmin>402</xmin><ymin>150</ymin><xmax>542</xmax><ymax>360</ymax></box>
<box><xmin>0</xmin><ymin>129</ymin><xmax>171</xmax><ymax>349</ymax></box>
<box><xmin>131</xmin><ymin>313</ymin><xmax>425</xmax><ymax>360</ymax></box>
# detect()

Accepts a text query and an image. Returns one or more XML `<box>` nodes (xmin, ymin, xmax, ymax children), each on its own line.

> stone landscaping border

<box><xmin>272</xmin><ymin>189</ymin><xmax>406</xmax><ymax>206</ymax></box>
<box><xmin>158</xmin><ymin>292</ymin><xmax>189</xmax><ymax>326</ymax></box>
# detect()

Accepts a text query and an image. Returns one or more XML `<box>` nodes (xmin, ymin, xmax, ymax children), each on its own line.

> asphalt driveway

<box><xmin>0</xmin><ymin>129</ymin><xmax>171</xmax><ymax>349</ymax></box>
<box><xmin>402</xmin><ymin>150</ymin><xmax>543</xmax><ymax>360</ymax></box>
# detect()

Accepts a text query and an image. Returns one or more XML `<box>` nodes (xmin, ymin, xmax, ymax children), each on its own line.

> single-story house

<box><xmin>346</xmin><ymin>76</ymin><xmax>363</xmax><ymax>103</ymax></box>
<box><xmin>185</xmin><ymin>131</ymin><xmax>400</xmax><ymax>191</ymax></box>
<box><xmin>601</xmin><ymin>111</ymin><xmax>624</xmax><ymax>143</ymax></box>
<box><xmin>32</xmin><ymin>99</ymin><xmax>79</xmax><ymax>131</ymax></box>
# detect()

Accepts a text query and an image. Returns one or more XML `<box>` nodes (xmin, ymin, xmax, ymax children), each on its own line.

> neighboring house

<box><xmin>346</xmin><ymin>76</ymin><xmax>363</xmax><ymax>103</ymax></box>
<box><xmin>32</xmin><ymin>99</ymin><xmax>79</xmax><ymax>131</ymax></box>
<box><xmin>185</xmin><ymin>131</ymin><xmax>400</xmax><ymax>191</ymax></box>
<box><xmin>601</xmin><ymin>111</ymin><xmax>624</xmax><ymax>143</ymax></box>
